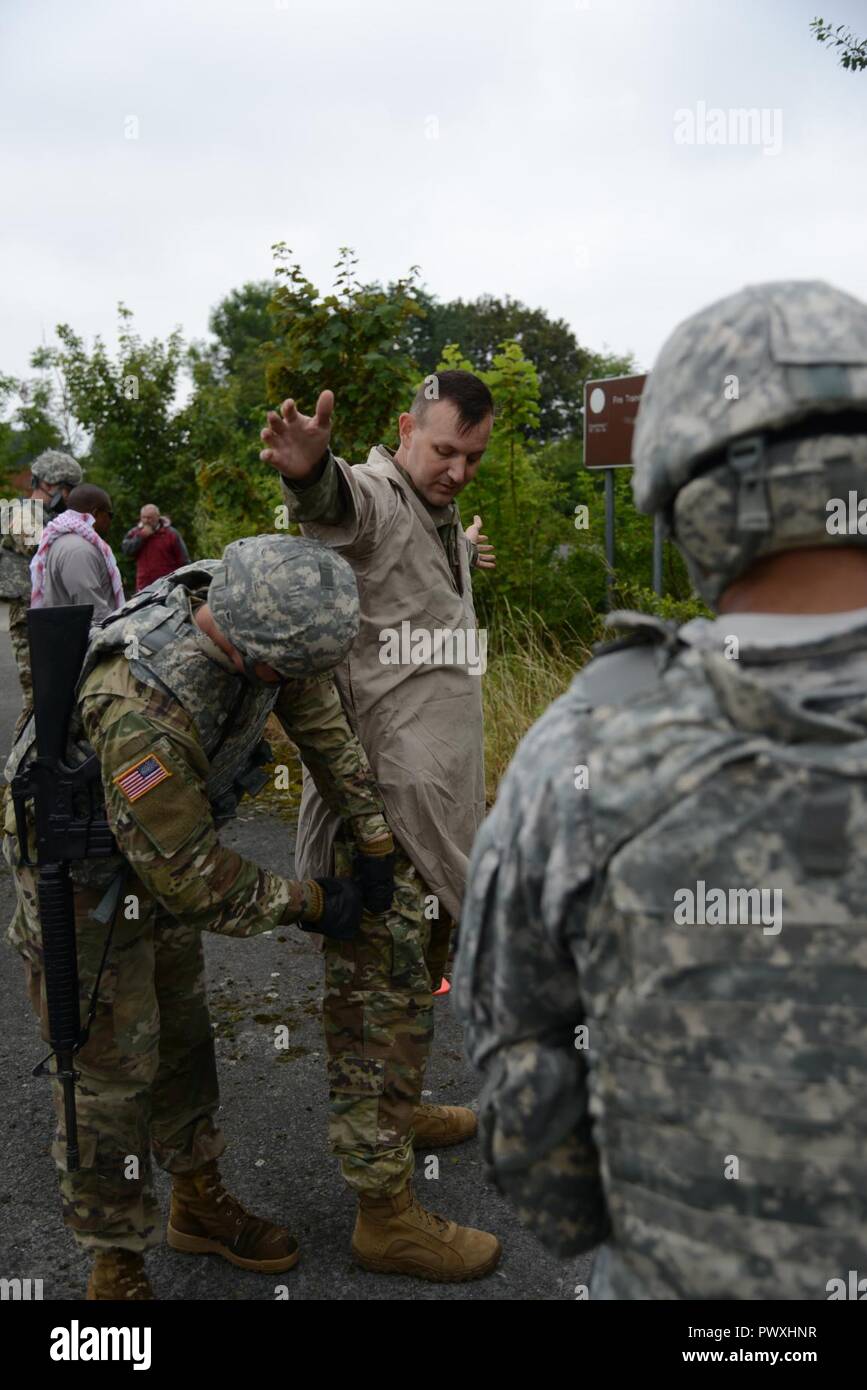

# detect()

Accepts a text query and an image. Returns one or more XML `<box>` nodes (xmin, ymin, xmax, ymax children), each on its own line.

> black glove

<box><xmin>303</xmin><ymin>877</ymin><xmax>363</xmax><ymax>941</ymax></box>
<box><xmin>353</xmin><ymin>849</ymin><xmax>396</xmax><ymax>915</ymax></box>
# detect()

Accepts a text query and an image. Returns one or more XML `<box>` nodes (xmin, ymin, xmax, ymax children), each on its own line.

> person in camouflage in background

<box><xmin>0</xmin><ymin>450</ymin><xmax>83</xmax><ymax>736</ymax></box>
<box><xmin>4</xmin><ymin>533</ymin><xmax>395</xmax><ymax>1300</ymax></box>
<box><xmin>455</xmin><ymin>280</ymin><xmax>867</xmax><ymax>1299</ymax></box>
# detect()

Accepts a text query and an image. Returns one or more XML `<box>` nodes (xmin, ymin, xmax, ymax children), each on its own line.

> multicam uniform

<box><xmin>2</xmin><ymin>452</ymin><xmax>84</xmax><ymax>733</ymax></box>
<box><xmin>455</xmin><ymin>280</ymin><xmax>867</xmax><ymax>1299</ymax></box>
<box><xmin>4</xmin><ymin>555</ymin><xmax>390</xmax><ymax>1252</ymax></box>
<box><xmin>0</xmin><ymin>530</ymin><xmax>38</xmax><ymax>729</ymax></box>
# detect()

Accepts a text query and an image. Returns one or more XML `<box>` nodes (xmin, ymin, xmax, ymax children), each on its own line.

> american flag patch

<box><xmin>114</xmin><ymin>752</ymin><xmax>172</xmax><ymax>803</ymax></box>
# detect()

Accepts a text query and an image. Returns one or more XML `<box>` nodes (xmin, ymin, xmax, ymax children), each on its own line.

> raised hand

<box><xmin>259</xmin><ymin>390</ymin><xmax>334</xmax><ymax>481</ymax></box>
<box><xmin>466</xmin><ymin>514</ymin><xmax>496</xmax><ymax>570</ymax></box>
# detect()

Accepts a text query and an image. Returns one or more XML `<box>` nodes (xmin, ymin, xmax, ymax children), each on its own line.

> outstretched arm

<box><xmin>261</xmin><ymin>392</ymin><xmax>379</xmax><ymax>552</ymax></box>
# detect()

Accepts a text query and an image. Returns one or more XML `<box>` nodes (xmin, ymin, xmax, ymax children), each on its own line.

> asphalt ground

<box><xmin>0</xmin><ymin>621</ymin><xmax>594</xmax><ymax>1301</ymax></box>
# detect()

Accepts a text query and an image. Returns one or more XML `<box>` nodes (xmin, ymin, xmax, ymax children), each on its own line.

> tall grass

<box><xmin>481</xmin><ymin>603</ymin><xmax>590</xmax><ymax>805</ymax></box>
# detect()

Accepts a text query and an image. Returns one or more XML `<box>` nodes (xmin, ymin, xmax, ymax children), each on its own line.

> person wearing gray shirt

<box><xmin>33</xmin><ymin>484</ymin><xmax>122</xmax><ymax>624</ymax></box>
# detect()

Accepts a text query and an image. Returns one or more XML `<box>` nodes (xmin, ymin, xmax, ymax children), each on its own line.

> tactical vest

<box><xmin>79</xmin><ymin>562</ymin><xmax>279</xmax><ymax>824</ymax></box>
<box><xmin>575</xmin><ymin>613</ymin><xmax>867</xmax><ymax>1300</ymax></box>
<box><xmin>0</xmin><ymin>532</ymin><xmax>35</xmax><ymax>600</ymax></box>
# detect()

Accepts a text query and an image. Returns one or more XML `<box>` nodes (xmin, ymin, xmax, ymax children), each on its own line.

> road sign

<box><xmin>583</xmin><ymin>373</ymin><xmax>647</xmax><ymax>469</ymax></box>
<box><xmin>580</xmin><ymin>372</ymin><xmax>665</xmax><ymax>601</ymax></box>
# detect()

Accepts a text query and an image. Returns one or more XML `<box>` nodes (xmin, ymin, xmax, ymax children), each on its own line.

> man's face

<box><xmin>398</xmin><ymin>400</ymin><xmax>492</xmax><ymax>506</ymax></box>
<box><xmin>93</xmin><ymin>501</ymin><xmax>113</xmax><ymax>539</ymax></box>
<box><xmin>140</xmin><ymin>506</ymin><xmax>159</xmax><ymax>528</ymax></box>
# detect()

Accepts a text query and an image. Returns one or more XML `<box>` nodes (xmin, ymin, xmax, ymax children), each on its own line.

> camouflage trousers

<box><xmin>7</xmin><ymin>598</ymin><xmax>33</xmax><ymax>737</ymax></box>
<box><xmin>323</xmin><ymin>842</ymin><xmax>453</xmax><ymax>1197</ymax></box>
<box><xmin>6</xmin><ymin>847</ymin><xmax>224</xmax><ymax>1253</ymax></box>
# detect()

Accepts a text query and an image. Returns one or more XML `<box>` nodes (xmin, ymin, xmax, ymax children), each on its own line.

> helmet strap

<box><xmin>728</xmin><ymin>435</ymin><xmax>770</xmax><ymax>533</ymax></box>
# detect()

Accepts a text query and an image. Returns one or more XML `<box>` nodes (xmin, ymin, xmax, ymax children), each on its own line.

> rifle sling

<box><xmin>79</xmin><ymin>869</ymin><xmax>126</xmax><ymax>1049</ymax></box>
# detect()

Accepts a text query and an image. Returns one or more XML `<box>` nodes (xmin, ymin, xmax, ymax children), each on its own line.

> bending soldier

<box><xmin>4</xmin><ymin>533</ymin><xmax>393</xmax><ymax>1300</ymax></box>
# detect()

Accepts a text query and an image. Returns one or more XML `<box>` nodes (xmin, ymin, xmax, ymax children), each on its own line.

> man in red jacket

<box><xmin>122</xmin><ymin>503</ymin><xmax>190</xmax><ymax>591</ymax></box>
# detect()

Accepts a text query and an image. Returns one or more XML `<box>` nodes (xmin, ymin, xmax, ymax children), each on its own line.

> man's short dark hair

<box><xmin>67</xmin><ymin>484</ymin><xmax>112</xmax><ymax>516</ymax></box>
<box><xmin>409</xmin><ymin>370</ymin><xmax>494</xmax><ymax>434</ymax></box>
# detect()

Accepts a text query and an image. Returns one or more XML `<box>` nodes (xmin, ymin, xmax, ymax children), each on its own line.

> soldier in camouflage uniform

<box><xmin>4</xmin><ymin>533</ymin><xmax>396</xmax><ymax>1300</ymax></box>
<box><xmin>1</xmin><ymin>450</ymin><xmax>83</xmax><ymax>735</ymax></box>
<box><xmin>455</xmin><ymin>280</ymin><xmax>867</xmax><ymax>1299</ymax></box>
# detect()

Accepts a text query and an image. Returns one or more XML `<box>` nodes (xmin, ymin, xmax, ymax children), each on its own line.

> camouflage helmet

<box><xmin>632</xmin><ymin>281</ymin><xmax>867</xmax><ymax>605</ymax></box>
<box><xmin>207</xmin><ymin>534</ymin><xmax>359</xmax><ymax>678</ymax></box>
<box><xmin>31</xmin><ymin>449</ymin><xmax>83</xmax><ymax>487</ymax></box>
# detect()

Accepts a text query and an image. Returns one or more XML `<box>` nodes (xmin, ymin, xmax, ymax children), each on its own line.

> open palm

<box><xmin>260</xmin><ymin>391</ymin><xmax>334</xmax><ymax>481</ymax></box>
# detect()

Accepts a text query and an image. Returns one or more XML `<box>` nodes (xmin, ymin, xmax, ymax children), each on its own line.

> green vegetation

<box><xmin>2</xmin><ymin>246</ymin><xmax>709</xmax><ymax>789</ymax></box>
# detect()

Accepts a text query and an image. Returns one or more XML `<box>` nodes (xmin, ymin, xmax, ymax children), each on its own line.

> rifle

<box><xmin>11</xmin><ymin>605</ymin><xmax>116</xmax><ymax>1172</ymax></box>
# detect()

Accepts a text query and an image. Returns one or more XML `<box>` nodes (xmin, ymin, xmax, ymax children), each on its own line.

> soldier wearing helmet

<box><xmin>3</xmin><ymin>532</ymin><xmax>396</xmax><ymax>1300</ymax></box>
<box><xmin>1</xmin><ymin>450</ymin><xmax>84</xmax><ymax>732</ymax></box>
<box><xmin>455</xmin><ymin>280</ymin><xmax>867</xmax><ymax>1299</ymax></box>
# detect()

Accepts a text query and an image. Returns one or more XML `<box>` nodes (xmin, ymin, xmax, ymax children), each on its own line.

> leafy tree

<box><xmin>437</xmin><ymin>340</ymin><xmax>573</xmax><ymax>625</ymax></box>
<box><xmin>41</xmin><ymin>306</ymin><xmax>192</xmax><ymax>581</ymax></box>
<box><xmin>208</xmin><ymin>281</ymin><xmax>274</xmax><ymax>375</ymax></box>
<box><xmin>181</xmin><ymin>280</ymin><xmax>284</xmax><ymax>556</ymax></box>
<box><xmin>264</xmin><ymin>246</ymin><xmax>425</xmax><ymax>464</ymax></box>
<box><xmin>811</xmin><ymin>16</ymin><xmax>867</xmax><ymax>69</ymax></box>
<box><xmin>0</xmin><ymin>371</ymin><xmax>65</xmax><ymax>490</ymax></box>
<box><xmin>407</xmin><ymin>290</ymin><xmax>634</xmax><ymax>442</ymax></box>
<box><xmin>182</xmin><ymin>344</ymin><xmax>282</xmax><ymax>557</ymax></box>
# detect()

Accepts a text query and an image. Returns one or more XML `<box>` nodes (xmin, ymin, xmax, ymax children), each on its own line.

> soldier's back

<box><xmin>573</xmin><ymin>611</ymin><xmax>867</xmax><ymax>1299</ymax></box>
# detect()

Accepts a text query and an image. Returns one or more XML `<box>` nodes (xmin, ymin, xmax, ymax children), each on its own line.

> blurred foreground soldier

<box><xmin>0</xmin><ymin>449</ymin><xmax>82</xmax><ymax>733</ymax></box>
<box><xmin>4</xmin><ymin>534</ymin><xmax>392</xmax><ymax>1300</ymax></box>
<box><xmin>262</xmin><ymin>372</ymin><xmax>501</xmax><ymax>1282</ymax></box>
<box><xmin>455</xmin><ymin>280</ymin><xmax>867</xmax><ymax>1299</ymax></box>
<box><xmin>30</xmin><ymin>483</ymin><xmax>123</xmax><ymax>621</ymax></box>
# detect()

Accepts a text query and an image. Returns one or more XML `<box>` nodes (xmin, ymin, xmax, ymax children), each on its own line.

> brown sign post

<box><xmin>584</xmin><ymin>373</ymin><xmax>647</xmax><ymax>469</ymax></box>
<box><xmin>582</xmin><ymin>373</ymin><xmax>663</xmax><ymax>603</ymax></box>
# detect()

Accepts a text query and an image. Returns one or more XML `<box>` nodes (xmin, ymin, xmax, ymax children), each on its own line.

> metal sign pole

<box><xmin>652</xmin><ymin>512</ymin><xmax>664</xmax><ymax>596</ymax></box>
<box><xmin>604</xmin><ymin>468</ymin><xmax>615</xmax><ymax>609</ymax></box>
<box><xmin>584</xmin><ymin>374</ymin><xmax>648</xmax><ymax>611</ymax></box>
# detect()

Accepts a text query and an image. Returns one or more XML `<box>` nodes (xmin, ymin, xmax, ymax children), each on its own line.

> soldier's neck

<box><xmin>718</xmin><ymin>547</ymin><xmax>867</xmax><ymax>615</ymax></box>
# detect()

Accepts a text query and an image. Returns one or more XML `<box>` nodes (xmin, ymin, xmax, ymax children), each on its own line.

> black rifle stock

<box><xmin>11</xmin><ymin>605</ymin><xmax>116</xmax><ymax>1172</ymax></box>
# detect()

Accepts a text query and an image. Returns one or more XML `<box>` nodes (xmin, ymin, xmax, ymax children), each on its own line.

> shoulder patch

<box><xmin>113</xmin><ymin>751</ymin><xmax>172</xmax><ymax>803</ymax></box>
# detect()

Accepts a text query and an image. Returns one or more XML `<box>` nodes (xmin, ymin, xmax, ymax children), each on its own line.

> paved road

<box><xmin>0</xmin><ymin>627</ymin><xmax>594</xmax><ymax>1300</ymax></box>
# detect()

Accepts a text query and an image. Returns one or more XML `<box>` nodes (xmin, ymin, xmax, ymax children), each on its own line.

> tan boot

<box><xmin>167</xmin><ymin>1160</ymin><xmax>300</xmax><ymax>1273</ymax></box>
<box><xmin>86</xmin><ymin>1248</ymin><xmax>155</xmax><ymax>1300</ymax></box>
<box><xmin>412</xmin><ymin>1102</ymin><xmax>477</xmax><ymax>1149</ymax></box>
<box><xmin>352</xmin><ymin>1183</ymin><xmax>501</xmax><ymax>1282</ymax></box>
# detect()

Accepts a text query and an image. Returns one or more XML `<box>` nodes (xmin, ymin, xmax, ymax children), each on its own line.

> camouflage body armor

<box><xmin>573</xmin><ymin>612</ymin><xmax>867</xmax><ymax>1299</ymax></box>
<box><xmin>79</xmin><ymin>562</ymin><xmax>279</xmax><ymax>824</ymax></box>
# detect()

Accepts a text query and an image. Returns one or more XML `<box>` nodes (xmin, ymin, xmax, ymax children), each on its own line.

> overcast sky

<box><xmin>3</xmin><ymin>0</ymin><xmax>866</xmax><ymax>396</ymax></box>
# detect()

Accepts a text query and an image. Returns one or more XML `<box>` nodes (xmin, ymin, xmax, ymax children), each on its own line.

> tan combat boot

<box><xmin>412</xmin><ymin>1102</ymin><xmax>477</xmax><ymax>1149</ymax></box>
<box><xmin>167</xmin><ymin>1160</ymin><xmax>300</xmax><ymax>1273</ymax></box>
<box><xmin>86</xmin><ymin>1248</ymin><xmax>154</xmax><ymax>1300</ymax></box>
<box><xmin>352</xmin><ymin>1183</ymin><xmax>501</xmax><ymax>1282</ymax></box>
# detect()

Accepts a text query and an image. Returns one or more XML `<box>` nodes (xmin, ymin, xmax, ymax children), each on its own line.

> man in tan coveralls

<box><xmin>261</xmin><ymin>370</ymin><xmax>501</xmax><ymax>1282</ymax></box>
